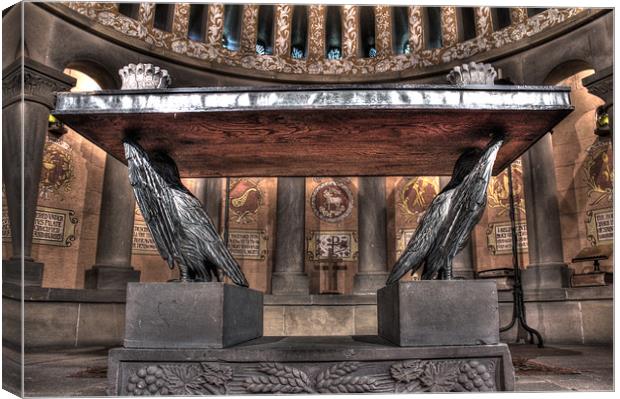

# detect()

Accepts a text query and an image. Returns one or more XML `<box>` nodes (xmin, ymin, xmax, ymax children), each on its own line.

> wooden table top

<box><xmin>53</xmin><ymin>84</ymin><xmax>573</xmax><ymax>177</ymax></box>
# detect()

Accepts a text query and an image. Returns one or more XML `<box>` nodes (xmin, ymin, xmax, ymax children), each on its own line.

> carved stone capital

<box><xmin>2</xmin><ymin>58</ymin><xmax>76</xmax><ymax>109</ymax></box>
<box><xmin>583</xmin><ymin>66</ymin><xmax>613</xmax><ymax>105</ymax></box>
<box><xmin>446</xmin><ymin>62</ymin><xmax>497</xmax><ymax>86</ymax></box>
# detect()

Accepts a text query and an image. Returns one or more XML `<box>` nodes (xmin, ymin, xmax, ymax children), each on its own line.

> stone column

<box><xmin>353</xmin><ymin>177</ymin><xmax>389</xmax><ymax>293</ymax></box>
<box><xmin>84</xmin><ymin>155</ymin><xmax>140</xmax><ymax>289</ymax></box>
<box><xmin>436</xmin><ymin>176</ymin><xmax>475</xmax><ymax>279</ymax></box>
<box><xmin>2</xmin><ymin>58</ymin><xmax>75</xmax><ymax>286</ymax></box>
<box><xmin>520</xmin><ymin>134</ymin><xmax>570</xmax><ymax>289</ymax></box>
<box><xmin>193</xmin><ymin>178</ymin><xmax>223</xmax><ymax>231</ymax></box>
<box><xmin>271</xmin><ymin>177</ymin><xmax>309</xmax><ymax>295</ymax></box>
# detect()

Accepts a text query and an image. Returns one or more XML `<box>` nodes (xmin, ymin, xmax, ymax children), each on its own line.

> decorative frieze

<box><xmin>171</xmin><ymin>3</ymin><xmax>190</xmax><ymax>38</ymax></box>
<box><xmin>374</xmin><ymin>6</ymin><xmax>392</xmax><ymax>57</ymax></box>
<box><xmin>475</xmin><ymin>7</ymin><xmax>493</xmax><ymax>38</ymax></box>
<box><xmin>511</xmin><ymin>8</ymin><xmax>528</xmax><ymax>24</ymax></box>
<box><xmin>119</xmin><ymin>358</ymin><xmax>499</xmax><ymax>395</ymax></box>
<box><xmin>307</xmin><ymin>5</ymin><xmax>326</xmax><ymax>62</ymax></box>
<box><xmin>440</xmin><ymin>7</ymin><xmax>458</xmax><ymax>47</ymax></box>
<box><xmin>60</xmin><ymin>4</ymin><xmax>586</xmax><ymax>77</ymax></box>
<box><xmin>206</xmin><ymin>3</ymin><xmax>224</xmax><ymax>46</ymax></box>
<box><xmin>274</xmin><ymin>5</ymin><xmax>293</xmax><ymax>57</ymax></box>
<box><xmin>408</xmin><ymin>6</ymin><xmax>424</xmax><ymax>53</ymax></box>
<box><xmin>341</xmin><ymin>5</ymin><xmax>359</xmax><ymax>59</ymax></box>
<box><xmin>240</xmin><ymin>4</ymin><xmax>259</xmax><ymax>54</ymax></box>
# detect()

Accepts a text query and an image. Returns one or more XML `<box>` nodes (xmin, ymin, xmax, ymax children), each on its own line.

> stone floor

<box><xmin>2</xmin><ymin>343</ymin><xmax>614</xmax><ymax>396</ymax></box>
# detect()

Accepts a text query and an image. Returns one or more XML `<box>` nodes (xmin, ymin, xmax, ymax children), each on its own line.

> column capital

<box><xmin>2</xmin><ymin>58</ymin><xmax>76</xmax><ymax>109</ymax></box>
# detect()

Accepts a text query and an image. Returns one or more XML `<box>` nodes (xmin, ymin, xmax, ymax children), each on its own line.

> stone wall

<box><xmin>305</xmin><ymin>177</ymin><xmax>359</xmax><ymax>294</ymax></box>
<box><xmin>550</xmin><ymin>71</ymin><xmax>611</xmax><ymax>274</ymax></box>
<box><xmin>6</xmin><ymin>286</ymin><xmax>611</xmax><ymax>350</ymax></box>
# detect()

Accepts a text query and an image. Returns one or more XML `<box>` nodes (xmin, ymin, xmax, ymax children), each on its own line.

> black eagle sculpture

<box><xmin>123</xmin><ymin>138</ymin><xmax>249</xmax><ymax>286</ymax></box>
<box><xmin>386</xmin><ymin>135</ymin><xmax>504</xmax><ymax>284</ymax></box>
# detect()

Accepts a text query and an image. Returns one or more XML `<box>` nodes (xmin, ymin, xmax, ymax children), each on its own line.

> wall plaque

<box><xmin>310</xmin><ymin>181</ymin><xmax>354</xmax><ymax>223</ymax></box>
<box><xmin>2</xmin><ymin>205</ymin><xmax>78</xmax><ymax>247</ymax></box>
<box><xmin>586</xmin><ymin>207</ymin><xmax>613</xmax><ymax>245</ymax></box>
<box><xmin>227</xmin><ymin>229</ymin><xmax>268</xmax><ymax>260</ymax></box>
<box><xmin>132</xmin><ymin>220</ymin><xmax>159</xmax><ymax>255</ymax></box>
<box><xmin>307</xmin><ymin>231</ymin><xmax>358</xmax><ymax>261</ymax></box>
<box><xmin>486</xmin><ymin>222</ymin><xmax>528</xmax><ymax>255</ymax></box>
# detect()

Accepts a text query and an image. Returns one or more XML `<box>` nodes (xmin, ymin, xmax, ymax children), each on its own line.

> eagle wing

<box><xmin>124</xmin><ymin>140</ymin><xmax>181</xmax><ymax>269</ymax></box>
<box><xmin>386</xmin><ymin>189</ymin><xmax>455</xmax><ymax>285</ymax></box>
<box><xmin>124</xmin><ymin>139</ymin><xmax>248</xmax><ymax>286</ymax></box>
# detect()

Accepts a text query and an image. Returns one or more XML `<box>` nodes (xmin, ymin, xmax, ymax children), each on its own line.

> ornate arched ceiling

<box><xmin>54</xmin><ymin>3</ymin><xmax>601</xmax><ymax>83</ymax></box>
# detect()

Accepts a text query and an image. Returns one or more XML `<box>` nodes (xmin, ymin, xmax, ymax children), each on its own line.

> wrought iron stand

<box><xmin>499</xmin><ymin>165</ymin><xmax>544</xmax><ymax>348</ymax></box>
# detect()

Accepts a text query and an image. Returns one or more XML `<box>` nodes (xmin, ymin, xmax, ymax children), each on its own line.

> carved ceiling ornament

<box><xmin>61</xmin><ymin>4</ymin><xmax>585</xmax><ymax>78</ymax></box>
<box><xmin>240</xmin><ymin>4</ymin><xmax>259</xmax><ymax>55</ymax></box>
<box><xmin>408</xmin><ymin>6</ymin><xmax>424</xmax><ymax>53</ymax></box>
<box><xmin>374</xmin><ymin>6</ymin><xmax>392</xmax><ymax>57</ymax></box>
<box><xmin>440</xmin><ymin>7</ymin><xmax>458</xmax><ymax>48</ymax></box>
<box><xmin>274</xmin><ymin>5</ymin><xmax>293</xmax><ymax>57</ymax></box>
<box><xmin>341</xmin><ymin>5</ymin><xmax>358</xmax><ymax>59</ymax></box>
<box><xmin>475</xmin><ymin>7</ymin><xmax>493</xmax><ymax>38</ymax></box>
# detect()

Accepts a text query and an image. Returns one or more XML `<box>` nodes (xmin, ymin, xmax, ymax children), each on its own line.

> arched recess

<box><xmin>64</xmin><ymin>59</ymin><xmax>118</xmax><ymax>89</ymax></box>
<box><xmin>543</xmin><ymin>59</ymin><xmax>595</xmax><ymax>85</ymax></box>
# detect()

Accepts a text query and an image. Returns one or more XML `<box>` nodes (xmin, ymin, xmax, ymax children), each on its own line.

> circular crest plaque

<box><xmin>311</xmin><ymin>181</ymin><xmax>353</xmax><ymax>223</ymax></box>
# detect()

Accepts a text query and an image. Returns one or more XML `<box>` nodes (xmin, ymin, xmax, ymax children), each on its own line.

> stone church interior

<box><xmin>1</xmin><ymin>1</ymin><xmax>615</xmax><ymax>396</ymax></box>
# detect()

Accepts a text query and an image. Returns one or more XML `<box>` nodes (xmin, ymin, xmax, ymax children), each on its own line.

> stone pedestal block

<box><xmin>378</xmin><ymin>280</ymin><xmax>500</xmax><ymax>346</ymax></box>
<box><xmin>85</xmin><ymin>265</ymin><xmax>141</xmax><ymax>290</ymax></box>
<box><xmin>124</xmin><ymin>282</ymin><xmax>263</xmax><ymax>349</ymax></box>
<box><xmin>2</xmin><ymin>259</ymin><xmax>44</xmax><ymax>287</ymax></box>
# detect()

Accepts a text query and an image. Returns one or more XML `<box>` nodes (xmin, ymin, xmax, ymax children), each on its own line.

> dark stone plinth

<box><xmin>2</xmin><ymin>259</ymin><xmax>44</xmax><ymax>287</ymax></box>
<box><xmin>84</xmin><ymin>265</ymin><xmax>141</xmax><ymax>290</ymax></box>
<box><xmin>124</xmin><ymin>283</ymin><xmax>263</xmax><ymax>349</ymax></box>
<box><xmin>378</xmin><ymin>281</ymin><xmax>500</xmax><ymax>346</ymax></box>
<box><xmin>107</xmin><ymin>336</ymin><xmax>514</xmax><ymax>395</ymax></box>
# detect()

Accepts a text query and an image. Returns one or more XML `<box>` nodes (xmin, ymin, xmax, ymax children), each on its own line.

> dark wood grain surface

<box><xmin>56</xmin><ymin>107</ymin><xmax>571</xmax><ymax>177</ymax></box>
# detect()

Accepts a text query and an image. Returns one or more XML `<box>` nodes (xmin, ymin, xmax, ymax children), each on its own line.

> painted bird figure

<box><xmin>386</xmin><ymin>135</ymin><xmax>504</xmax><ymax>284</ymax></box>
<box><xmin>123</xmin><ymin>138</ymin><xmax>248</xmax><ymax>286</ymax></box>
